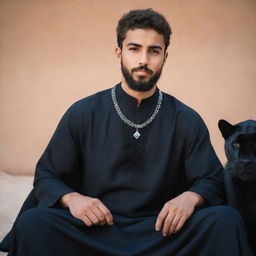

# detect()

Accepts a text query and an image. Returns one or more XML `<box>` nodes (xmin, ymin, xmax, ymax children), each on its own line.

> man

<box><xmin>0</xmin><ymin>8</ymin><xmax>252</xmax><ymax>256</ymax></box>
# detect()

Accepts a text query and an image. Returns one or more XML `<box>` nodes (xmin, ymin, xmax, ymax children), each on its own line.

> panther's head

<box><xmin>218</xmin><ymin>119</ymin><xmax>256</xmax><ymax>181</ymax></box>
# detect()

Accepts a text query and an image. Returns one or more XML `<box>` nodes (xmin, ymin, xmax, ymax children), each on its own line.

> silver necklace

<box><xmin>111</xmin><ymin>86</ymin><xmax>163</xmax><ymax>139</ymax></box>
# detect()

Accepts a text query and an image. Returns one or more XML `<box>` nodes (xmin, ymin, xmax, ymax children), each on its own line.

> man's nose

<box><xmin>139</xmin><ymin>51</ymin><xmax>149</xmax><ymax>66</ymax></box>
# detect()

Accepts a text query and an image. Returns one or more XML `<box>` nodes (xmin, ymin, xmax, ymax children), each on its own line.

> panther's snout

<box><xmin>233</xmin><ymin>160</ymin><xmax>256</xmax><ymax>180</ymax></box>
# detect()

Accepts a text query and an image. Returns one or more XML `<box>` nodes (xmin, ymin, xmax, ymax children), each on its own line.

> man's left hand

<box><xmin>155</xmin><ymin>191</ymin><xmax>204</xmax><ymax>236</ymax></box>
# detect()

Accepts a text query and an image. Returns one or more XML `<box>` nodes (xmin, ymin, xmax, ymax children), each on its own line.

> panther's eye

<box><xmin>232</xmin><ymin>142</ymin><xmax>240</xmax><ymax>149</ymax></box>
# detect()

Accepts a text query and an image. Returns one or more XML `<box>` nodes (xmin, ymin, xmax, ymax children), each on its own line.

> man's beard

<box><xmin>121</xmin><ymin>60</ymin><xmax>163</xmax><ymax>92</ymax></box>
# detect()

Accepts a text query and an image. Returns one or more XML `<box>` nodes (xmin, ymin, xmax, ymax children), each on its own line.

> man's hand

<box><xmin>155</xmin><ymin>191</ymin><xmax>204</xmax><ymax>236</ymax></box>
<box><xmin>60</xmin><ymin>192</ymin><xmax>113</xmax><ymax>227</ymax></box>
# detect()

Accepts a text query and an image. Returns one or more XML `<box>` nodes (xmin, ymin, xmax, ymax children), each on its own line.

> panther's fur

<box><xmin>218</xmin><ymin>119</ymin><xmax>256</xmax><ymax>253</ymax></box>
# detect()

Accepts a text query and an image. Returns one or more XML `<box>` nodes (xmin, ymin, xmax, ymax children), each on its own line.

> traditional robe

<box><xmin>1</xmin><ymin>84</ymin><xmax>252</xmax><ymax>255</ymax></box>
<box><xmin>35</xmin><ymin>83</ymin><xmax>225</xmax><ymax>209</ymax></box>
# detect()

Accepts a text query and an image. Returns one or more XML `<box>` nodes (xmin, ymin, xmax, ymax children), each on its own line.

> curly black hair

<box><xmin>116</xmin><ymin>9</ymin><xmax>172</xmax><ymax>51</ymax></box>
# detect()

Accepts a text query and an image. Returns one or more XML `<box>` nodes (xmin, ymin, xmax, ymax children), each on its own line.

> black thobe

<box><xmin>1</xmin><ymin>84</ymin><xmax>252</xmax><ymax>255</ymax></box>
<box><xmin>36</xmin><ymin>83</ymin><xmax>226</xmax><ymax>209</ymax></box>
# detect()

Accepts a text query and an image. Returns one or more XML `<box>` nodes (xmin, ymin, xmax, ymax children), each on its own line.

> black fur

<box><xmin>219</xmin><ymin>119</ymin><xmax>256</xmax><ymax>254</ymax></box>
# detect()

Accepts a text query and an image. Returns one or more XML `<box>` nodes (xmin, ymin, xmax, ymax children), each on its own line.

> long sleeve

<box><xmin>33</xmin><ymin>107</ymin><xmax>82</xmax><ymax>207</ymax></box>
<box><xmin>183</xmin><ymin>112</ymin><xmax>225</xmax><ymax>205</ymax></box>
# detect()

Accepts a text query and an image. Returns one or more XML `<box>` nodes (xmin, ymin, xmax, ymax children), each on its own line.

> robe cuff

<box><xmin>188</xmin><ymin>184</ymin><xmax>224</xmax><ymax>206</ymax></box>
<box><xmin>37</xmin><ymin>187</ymin><xmax>74</xmax><ymax>208</ymax></box>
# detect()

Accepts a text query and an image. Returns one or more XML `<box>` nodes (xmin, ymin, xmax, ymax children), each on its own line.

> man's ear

<box><xmin>115</xmin><ymin>47</ymin><xmax>121</xmax><ymax>58</ymax></box>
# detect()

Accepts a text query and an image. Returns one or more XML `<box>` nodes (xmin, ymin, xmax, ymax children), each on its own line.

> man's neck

<box><xmin>121</xmin><ymin>79</ymin><xmax>157</xmax><ymax>106</ymax></box>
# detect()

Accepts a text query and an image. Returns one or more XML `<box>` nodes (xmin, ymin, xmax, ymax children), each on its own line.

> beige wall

<box><xmin>0</xmin><ymin>0</ymin><xmax>256</xmax><ymax>175</ymax></box>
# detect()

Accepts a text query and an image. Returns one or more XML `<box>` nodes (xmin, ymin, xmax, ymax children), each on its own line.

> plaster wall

<box><xmin>0</xmin><ymin>0</ymin><xmax>255</xmax><ymax>175</ymax></box>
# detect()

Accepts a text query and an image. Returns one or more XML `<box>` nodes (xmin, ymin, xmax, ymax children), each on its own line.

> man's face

<box><xmin>117</xmin><ymin>28</ymin><xmax>168</xmax><ymax>92</ymax></box>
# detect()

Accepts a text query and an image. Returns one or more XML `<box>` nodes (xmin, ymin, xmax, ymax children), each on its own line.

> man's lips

<box><xmin>132</xmin><ymin>67</ymin><xmax>153</xmax><ymax>76</ymax></box>
<box><xmin>135</xmin><ymin>70</ymin><xmax>149</xmax><ymax>76</ymax></box>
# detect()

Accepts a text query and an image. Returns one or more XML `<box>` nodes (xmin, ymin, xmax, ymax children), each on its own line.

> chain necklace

<box><xmin>111</xmin><ymin>86</ymin><xmax>163</xmax><ymax>139</ymax></box>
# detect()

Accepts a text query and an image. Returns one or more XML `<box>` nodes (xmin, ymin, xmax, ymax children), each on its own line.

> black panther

<box><xmin>218</xmin><ymin>119</ymin><xmax>256</xmax><ymax>254</ymax></box>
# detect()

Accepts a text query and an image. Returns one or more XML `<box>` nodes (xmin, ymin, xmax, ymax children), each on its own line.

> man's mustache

<box><xmin>131</xmin><ymin>66</ymin><xmax>153</xmax><ymax>75</ymax></box>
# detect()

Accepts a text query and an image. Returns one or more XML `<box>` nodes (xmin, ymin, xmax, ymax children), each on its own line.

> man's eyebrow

<box><xmin>126</xmin><ymin>42</ymin><xmax>163</xmax><ymax>50</ymax></box>
<box><xmin>126</xmin><ymin>42</ymin><xmax>142</xmax><ymax>47</ymax></box>
<box><xmin>149</xmin><ymin>45</ymin><xmax>163</xmax><ymax>50</ymax></box>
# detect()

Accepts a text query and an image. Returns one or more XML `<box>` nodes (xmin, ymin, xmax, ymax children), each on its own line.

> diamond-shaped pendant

<box><xmin>133</xmin><ymin>129</ymin><xmax>141</xmax><ymax>139</ymax></box>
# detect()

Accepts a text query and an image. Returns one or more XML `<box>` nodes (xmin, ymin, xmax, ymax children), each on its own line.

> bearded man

<box><xmin>0</xmin><ymin>8</ymin><xmax>252</xmax><ymax>256</ymax></box>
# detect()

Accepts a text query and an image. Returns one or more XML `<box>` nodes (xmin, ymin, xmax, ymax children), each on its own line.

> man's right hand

<box><xmin>60</xmin><ymin>192</ymin><xmax>113</xmax><ymax>227</ymax></box>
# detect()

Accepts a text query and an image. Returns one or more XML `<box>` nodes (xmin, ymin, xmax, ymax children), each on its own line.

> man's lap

<box><xmin>9</xmin><ymin>205</ymin><xmax>251</xmax><ymax>256</ymax></box>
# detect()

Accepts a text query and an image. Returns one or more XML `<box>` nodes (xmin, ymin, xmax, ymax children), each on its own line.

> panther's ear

<box><xmin>218</xmin><ymin>119</ymin><xmax>236</xmax><ymax>139</ymax></box>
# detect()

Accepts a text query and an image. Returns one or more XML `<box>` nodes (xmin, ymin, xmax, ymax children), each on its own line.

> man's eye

<box><xmin>129</xmin><ymin>47</ymin><xmax>138</xmax><ymax>51</ymax></box>
<box><xmin>232</xmin><ymin>142</ymin><xmax>240</xmax><ymax>149</ymax></box>
<box><xmin>150</xmin><ymin>49</ymin><xmax>160</xmax><ymax>54</ymax></box>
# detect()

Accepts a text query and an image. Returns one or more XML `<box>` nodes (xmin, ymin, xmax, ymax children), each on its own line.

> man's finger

<box><xmin>99</xmin><ymin>219</ymin><xmax>107</xmax><ymax>226</ymax></box>
<box><xmin>93</xmin><ymin>207</ymin><xmax>106</xmax><ymax>222</ymax></box>
<box><xmin>98</xmin><ymin>203</ymin><xmax>113</xmax><ymax>225</ymax></box>
<box><xmin>93</xmin><ymin>207</ymin><xmax>109</xmax><ymax>225</ymax></box>
<box><xmin>174</xmin><ymin>216</ymin><xmax>188</xmax><ymax>233</ymax></box>
<box><xmin>80</xmin><ymin>215</ymin><xmax>93</xmax><ymax>227</ymax></box>
<box><xmin>162</xmin><ymin>211</ymin><xmax>176</xmax><ymax>236</ymax></box>
<box><xmin>155</xmin><ymin>206</ymin><xmax>168</xmax><ymax>231</ymax></box>
<box><xmin>168</xmin><ymin>214</ymin><xmax>182</xmax><ymax>235</ymax></box>
<box><xmin>86</xmin><ymin>210</ymin><xmax>101</xmax><ymax>225</ymax></box>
